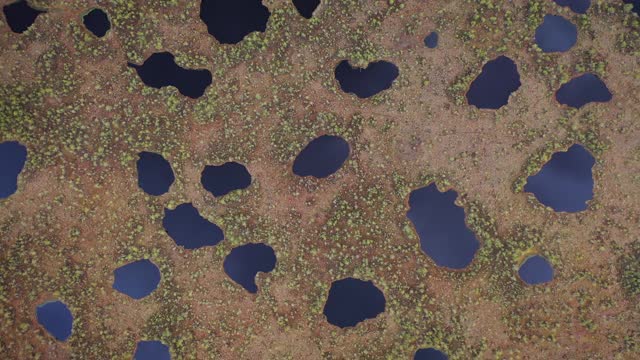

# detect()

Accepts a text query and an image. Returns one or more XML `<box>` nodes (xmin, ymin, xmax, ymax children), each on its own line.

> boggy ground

<box><xmin>0</xmin><ymin>0</ymin><xmax>639</xmax><ymax>359</ymax></box>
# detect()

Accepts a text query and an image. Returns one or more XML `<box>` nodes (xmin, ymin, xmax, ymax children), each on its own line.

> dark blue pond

<box><xmin>200</xmin><ymin>0</ymin><xmax>270</xmax><ymax>44</ymax></box>
<box><xmin>555</xmin><ymin>73</ymin><xmax>612</xmax><ymax>109</ymax></box>
<box><xmin>553</xmin><ymin>0</ymin><xmax>591</xmax><ymax>14</ymax></box>
<box><xmin>112</xmin><ymin>259</ymin><xmax>161</xmax><ymax>299</ymax></box>
<box><xmin>223</xmin><ymin>243</ymin><xmax>277</xmax><ymax>293</ymax></box>
<box><xmin>415</xmin><ymin>348</ymin><xmax>448</xmax><ymax>360</ymax></box>
<box><xmin>466</xmin><ymin>55</ymin><xmax>521</xmax><ymax>110</ymax></box>
<box><xmin>323</xmin><ymin>278</ymin><xmax>385</xmax><ymax>328</ymax></box>
<box><xmin>524</xmin><ymin>144</ymin><xmax>595</xmax><ymax>213</ymax></box>
<box><xmin>334</xmin><ymin>60</ymin><xmax>399</xmax><ymax>98</ymax></box>
<box><xmin>136</xmin><ymin>151</ymin><xmax>175</xmax><ymax>196</ymax></box>
<box><xmin>128</xmin><ymin>52</ymin><xmax>212</xmax><ymax>99</ymax></box>
<box><xmin>83</xmin><ymin>8</ymin><xmax>110</xmax><ymax>38</ymax></box>
<box><xmin>624</xmin><ymin>0</ymin><xmax>640</xmax><ymax>15</ymax></box>
<box><xmin>293</xmin><ymin>0</ymin><xmax>320</xmax><ymax>19</ymax></box>
<box><xmin>424</xmin><ymin>31</ymin><xmax>438</xmax><ymax>48</ymax></box>
<box><xmin>407</xmin><ymin>184</ymin><xmax>480</xmax><ymax>269</ymax></box>
<box><xmin>2</xmin><ymin>0</ymin><xmax>45</xmax><ymax>33</ymax></box>
<box><xmin>134</xmin><ymin>340</ymin><xmax>171</xmax><ymax>360</ymax></box>
<box><xmin>201</xmin><ymin>162</ymin><xmax>252</xmax><ymax>197</ymax></box>
<box><xmin>36</xmin><ymin>300</ymin><xmax>73</xmax><ymax>341</ymax></box>
<box><xmin>518</xmin><ymin>255</ymin><xmax>554</xmax><ymax>285</ymax></box>
<box><xmin>292</xmin><ymin>135</ymin><xmax>349</xmax><ymax>178</ymax></box>
<box><xmin>0</xmin><ymin>141</ymin><xmax>27</xmax><ymax>199</ymax></box>
<box><xmin>163</xmin><ymin>203</ymin><xmax>224</xmax><ymax>249</ymax></box>
<box><xmin>535</xmin><ymin>15</ymin><xmax>577</xmax><ymax>53</ymax></box>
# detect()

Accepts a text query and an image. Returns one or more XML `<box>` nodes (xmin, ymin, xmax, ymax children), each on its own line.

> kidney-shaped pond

<box><xmin>113</xmin><ymin>259</ymin><xmax>161</xmax><ymax>299</ymax></box>
<box><xmin>3</xmin><ymin>0</ymin><xmax>45</xmax><ymax>33</ymax></box>
<box><xmin>36</xmin><ymin>300</ymin><xmax>73</xmax><ymax>341</ymax></box>
<box><xmin>293</xmin><ymin>135</ymin><xmax>350</xmax><ymax>178</ymax></box>
<box><xmin>323</xmin><ymin>277</ymin><xmax>385</xmax><ymax>328</ymax></box>
<box><xmin>555</xmin><ymin>73</ymin><xmax>612</xmax><ymax>109</ymax></box>
<box><xmin>201</xmin><ymin>161</ymin><xmax>251</xmax><ymax>197</ymax></box>
<box><xmin>223</xmin><ymin>243</ymin><xmax>276</xmax><ymax>293</ymax></box>
<box><xmin>200</xmin><ymin>0</ymin><xmax>270</xmax><ymax>44</ymax></box>
<box><xmin>0</xmin><ymin>141</ymin><xmax>27</xmax><ymax>199</ymax></box>
<box><xmin>415</xmin><ymin>348</ymin><xmax>449</xmax><ymax>360</ymax></box>
<box><xmin>535</xmin><ymin>14</ymin><xmax>577</xmax><ymax>53</ymax></box>
<box><xmin>518</xmin><ymin>255</ymin><xmax>554</xmax><ymax>285</ymax></box>
<box><xmin>134</xmin><ymin>340</ymin><xmax>171</xmax><ymax>360</ymax></box>
<box><xmin>524</xmin><ymin>144</ymin><xmax>595</xmax><ymax>213</ymax></box>
<box><xmin>163</xmin><ymin>203</ymin><xmax>224</xmax><ymax>249</ymax></box>
<box><xmin>136</xmin><ymin>151</ymin><xmax>175</xmax><ymax>196</ymax></box>
<box><xmin>334</xmin><ymin>60</ymin><xmax>399</xmax><ymax>98</ymax></box>
<box><xmin>407</xmin><ymin>184</ymin><xmax>480</xmax><ymax>269</ymax></box>
<box><xmin>466</xmin><ymin>55</ymin><xmax>521</xmax><ymax>110</ymax></box>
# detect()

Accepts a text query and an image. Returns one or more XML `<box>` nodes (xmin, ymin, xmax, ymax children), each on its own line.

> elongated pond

<box><xmin>466</xmin><ymin>56</ymin><xmax>521</xmax><ymax>109</ymax></box>
<box><xmin>163</xmin><ymin>203</ymin><xmax>224</xmax><ymax>249</ymax></box>
<box><xmin>293</xmin><ymin>135</ymin><xmax>349</xmax><ymax>178</ymax></box>
<box><xmin>414</xmin><ymin>348</ymin><xmax>449</xmax><ymax>360</ymax></box>
<box><xmin>201</xmin><ymin>161</ymin><xmax>251</xmax><ymax>197</ymax></box>
<box><xmin>334</xmin><ymin>60</ymin><xmax>399</xmax><ymax>98</ymax></box>
<box><xmin>0</xmin><ymin>141</ymin><xmax>27</xmax><ymax>199</ymax></box>
<box><xmin>555</xmin><ymin>73</ymin><xmax>612</xmax><ymax>109</ymax></box>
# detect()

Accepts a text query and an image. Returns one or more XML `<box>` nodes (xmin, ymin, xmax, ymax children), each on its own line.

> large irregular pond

<box><xmin>535</xmin><ymin>15</ymin><xmax>577</xmax><ymax>53</ymax></box>
<box><xmin>518</xmin><ymin>255</ymin><xmax>554</xmax><ymax>285</ymax></box>
<box><xmin>406</xmin><ymin>184</ymin><xmax>480</xmax><ymax>269</ymax></box>
<box><xmin>553</xmin><ymin>0</ymin><xmax>591</xmax><ymax>14</ymax></box>
<box><xmin>293</xmin><ymin>0</ymin><xmax>320</xmax><ymax>19</ymax></box>
<box><xmin>223</xmin><ymin>243</ymin><xmax>276</xmax><ymax>293</ymax></box>
<box><xmin>323</xmin><ymin>277</ymin><xmax>385</xmax><ymax>328</ymax></box>
<box><xmin>2</xmin><ymin>0</ymin><xmax>45</xmax><ymax>33</ymax></box>
<box><xmin>112</xmin><ymin>259</ymin><xmax>161</xmax><ymax>299</ymax></box>
<box><xmin>128</xmin><ymin>52</ymin><xmax>212</xmax><ymax>99</ymax></box>
<box><xmin>134</xmin><ymin>340</ymin><xmax>171</xmax><ymax>360</ymax></box>
<box><xmin>555</xmin><ymin>73</ymin><xmax>612</xmax><ymax>109</ymax></box>
<box><xmin>83</xmin><ymin>8</ymin><xmax>111</xmax><ymax>38</ymax></box>
<box><xmin>36</xmin><ymin>300</ymin><xmax>73</xmax><ymax>341</ymax></box>
<box><xmin>334</xmin><ymin>60</ymin><xmax>399</xmax><ymax>98</ymax></box>
<box><xmin>414</xmin><ymin>348</ymin><xmax>449</xmax><ymax>360</ymax></box>
<box><xmin>201</xmin><ymin>161</ymin><xmax>252</xmax><ymax>197</ymax></box>
<box><xmin>466</xmin><ymin>55</ymin><xmax>521</xmax><ymax>109</ymax></box>
<box><xmin>293</xmin><ymin>135</ymin><xmax>350</xmax><ymax>178</ymax></box>
<box><xmin>524</xmin><ymin>144</ymin><xmax>595</xmax><ymax>213</ymax></box>
<box><xmin>0</xmin><ymin>141</ymin><xmax>27</xmax><ymax>199</ymax></box>
<box><xmin>136</xmin><ymin>151</ymin><xmax>175</xmax><ymax>196</ymax></box>
<box><xmin>163</xmin><ymin>203</ymin><xmax>224</xmax><ymax>249</ymax></box>
<box><xmin>200</xmin><ymin>0</ymin><xmax>270</xmax><ymax>44</ymax></box>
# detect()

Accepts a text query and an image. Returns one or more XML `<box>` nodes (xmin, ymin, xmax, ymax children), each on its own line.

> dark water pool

<box><xmin>200</xmin><ymin>0</ymin><xmax>270</xmax><ymax>44</ymax></box>
<box><xmin>424</xmin><ymin>31</ymin><xmax>438</xmax><ymax>48</ymax></box>
<box><xmin>0</xmin><ymin>141</ymin><xmax>27</xmax><ymax>199</ymax></box>
<box><xmin>293</xmin><ymin>0</ymin><xmax>320</xmax><ymax>19</ymax></box>
<box><xmin>535</xmin><ymin>15</ymin><xmax>577</xmax><ymax>53</ymax></box>
<box><xmin>134</xmin><ymin>340</ymin><xmax>171</xmax><ymax>360</ymax></box>
<box><xmin>323</xmin><ymin>277</ymin><xmax>385</xmax><ymax>328</ymax></box>
<box><xmin>518</xmin><ymin>255</ymin><xmax>554</xmax><ymax>285</ymax></box>
<box><xmin>407</xmin><ymin>184</ymin><xmax>480</xmax><ymax>269</ymax></box>
<box><xmin>128</xmin><ymin>52</ymin><xmax>212</xmax><ymax>99</ymax></box>
<box><xmin>36</xmin><ymin>300</ymin><xmax>73</xmax><ymax>341</ymax></box>
<box><xmin>466</xmin><ymin>56</ymin><xmax>521</xmax><ymax>109</ymax></box>
<box><xmin>223</xmin><ymin>243</ymin><xmax>276</xmax><ymax>293</ymax></box>
<box><xmin>136</xmin><ymin>151</ymin><xmax>175</xmax><ymax>196</ymax></box>
<box><xmin>555</xmin><ymin>73</ymin><xmax>612</xmax><ymax>109</ymax></box>
<box><xmin>334</xmin><ymin>60</ymin><xmax>399</xmax><ymax>98</ymax></box>
<box><xmin>163</xmin><ymin>203</ymin><xmax>224</xmax><ymax>249</ymax></box>
<box><xmin>524</xmin><ymin>144</ymin><xmax>594</xmax><ymax>213</ymax></box>
<box><xmin>2</xmin><ymin>0</ymin><xmax>45</xmax><ymax>33</ymax></box>
<box><xmin>201</xmin><ymin>162</ymin><xmax>251</xmax><ymax>197</ymax></box>
<box><xmin>83</xmin><ymin>8</ymin><xmax>110</xmax><ymax>38</ymax></box>
<box><xmin>293</xmin><ymin>135</ymin><xmax>349</xmax><ymax>178</ymax></box>
<box><xmin>553</xmin><ymin>0</ymin><xmax>591</xmax><ymax>14</ymax></box>
<box><xmin>113</xmin><ymin>259</ymin><xmax>161</xmax><ymax>299</ymax></box>
<box><xmin>624</xmin><ymin>0</ymin><xmax>640</xmax><ymax>15</ymax></box>
<box><xmin>414</xmin><ymin>348</ymin><xmax>449</xmax><ymax>360</ymax></box>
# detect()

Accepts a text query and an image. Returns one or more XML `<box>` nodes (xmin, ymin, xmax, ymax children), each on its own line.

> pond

<box><xmin>624</xmin><ymin>0</ymin><xmax>640</xmax><ymax>15</ymax></box>
<box><xmin>555</xmin><ymin>73</ymin><xmax>612</xmax><ymax>109</ymax></box>
<box><xmin>83</xmin><ymin>8</ymin><xmax>110</xmax><ymax>38</ymax></box>
<box><xmin>293</xmin><ymin>135</ymin><xmax>350</xmax><ymax>178</ymax></box>
<box><xmin>414</xmin><ymin>348</ymin><xmax>448</xmax><ymax>360</ymax></box>
<box><xmin>36</xmin><ymin>300</ymin><xmax>73</xmax><ymax>341</ymax></box>
<box><xmin>3</xmin><ymin>0</ymin><xmax>45</xmax><ymax>33</ymax></box>
<box><xmin>524</xmin><ymin>144</ymin><xmax>595</xmax><ymax>213</ymax></box>
<box><xmin>424</xmin><ymin>31</ymin><xmax>438</xmax><ymax>48</ymax></box>
<box><xmin>200</xmin><ymin>0</ymin><xmax>270</xmax><ymax>44</ymax></box>
<box><xmin>223</xmin><ymin>243</ymin><xmax>276</xmax><ymax>293</ymax></box>
<box><xmin>128</xmin><ymin>52</ymin><xmax>212</xmax><ymax>99</ymax></box>
<box><xmin>553</xmin><ymin>0</ymin><xmax>591</xmax><ymax>14</ymax></box>
<box><xmin>201</xmin><ymin>161</ymin><xmax>252</xmax><ymax>197</ymax></box>
<box><xmin>406</xmin><ymin>184</ymin><xmax>480</xmax><ymax>269</ymax></box>
<box><xmin>163</xmin><ymin>203</ymin><xmax>224</xmax><ymax>249</ymax></box>
<box><xmin>466</xmin><ymin>55</ymin><xmax>521</xmax><ymax>109</ymax></box>
<box><xmin>136</xmin><ymin>151</ymin><xmax>175</xmax><ymax>196</ymax></box>
<box><xmin>293</xmin><ymin>0</ymin><xmax>320</xmax><ymax>19</ymax></box>
<box><xmin>0</xmin><ymin>141</ymin><xmax>27</xmax><ymax>199</ymax></box>
<box><xmin>134</xmin><ymin>340</ymin><xmax>171</xmax><ymax>360</ymax></box>
<box><xmin>518</xmin><ymin>255</ymin><xmax>554</xmax><ymax>285</ymax></box>
<box><xmin>535</xmin><ymin>14</ymin><xmax>577</xmax><ymax>53</ymax></box>
<box><xmin>113</xmin><ymin>259</ymin><xmax>161</xmax><ymax>299</ymax></box>
<box><xmin>323</xmin><ymin>277</ymin><xmax>385</xmax><ymax>328</ymax></box>
<box><xmin>334</xmin><ymin>60</ymin><xmax>399</xmax><ymax>98</ymax></box>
